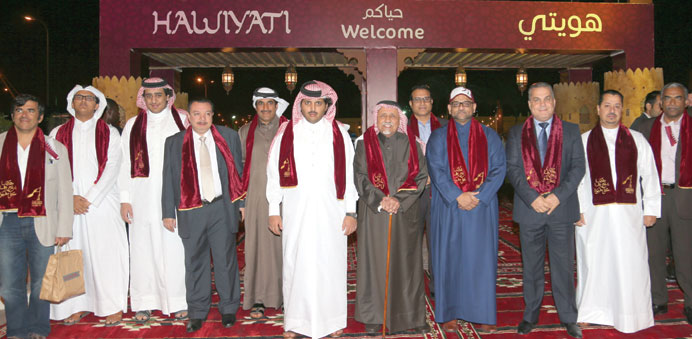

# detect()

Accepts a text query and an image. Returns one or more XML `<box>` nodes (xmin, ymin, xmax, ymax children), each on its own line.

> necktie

<box><xmin>665</xmin><ymin>125</ymin><xmax>677</xmax><ymax>146</ymax></box>
<box><xmin>538</xmin><ymin>122</ymin><xmax>549</xmax><ymax>165</ymax></box>
<box><xmin>199</xmin><ymin>136</ymin><xmax>215</xmax><ymax>202</ymax></box>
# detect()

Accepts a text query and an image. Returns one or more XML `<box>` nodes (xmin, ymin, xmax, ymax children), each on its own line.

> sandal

<box><xmin>282</xmin><ymin>331</ymin><xmax>297</xmax><ymax>338</ymax></box>
<box><xmin>134</xmin><ymin>310</ymin><xmax>152</xmax><ymax>324</ymax></box>
<box><xmin>64</xmin><ymin>311</ymin><xmax>90</xmax><ymax>325</ymax></box>
<box><xmin>105</xmin><ymin>311</ymin><xmax>123</xmax><ymax>327</ymax></box>
<box><xmin>329</xmin><ymin>329</ymin><xmax>343</xmax><ymax>337</ymax></box>
<box><xmin>249</xmin><ymin>303</ymin><xmax>265</xmax><ymax>319</ymax></box>
<box><xmin>174</xmin><ymin>310</ymin><xmax>189</xmax><ymax>321</ymax></box>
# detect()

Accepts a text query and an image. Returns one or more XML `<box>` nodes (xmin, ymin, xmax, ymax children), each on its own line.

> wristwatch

<box><xmin>346</xmin><ymin>212</ymin><xmax>358</xmax><ymax>219</ymax></box>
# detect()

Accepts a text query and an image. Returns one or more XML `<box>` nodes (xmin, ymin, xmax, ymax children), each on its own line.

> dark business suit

<box><xmin>418</xmin><ymin>116</ymin><xmax>447</xmax><ymax>295</ymax></box>
<box><xmin>630</xmin><ymin>113</ymin><xmax>651</xmax><ymax>132</ymax></box>
<box><xmin>505</xmin><ymin>119</ymin><xmax>585</xmax><ymax>324</ymax></box>
<box><xmin>161</xmin><ymin>125</ymin><xmax>244</xmax><ymax>319</ymax></box>
<box><xmin>639</xmin><ymin>117</ymin><xmax>692</xmax><ymax>308</ymax></box>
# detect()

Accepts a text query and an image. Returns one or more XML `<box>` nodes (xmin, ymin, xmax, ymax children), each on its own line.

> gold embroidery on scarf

<box><xmin>280</xmin><ymin>158</ymin><xmax>291</xmax><ymax>178</ymax></box>
<box><xmin>135</xmin><ymin>151</ymin><xmax>144</xmax><ymax>169</ymax></box>
<box><xmin>453</xmin><ymin>166</ymin><xmax>466</xmax><ymax>184</ymax></box>
<box><xmin>593</xmin><ymin>177</ymin><xmax>611</xmax><ymax>195</ymax></box>
<box><xmin>543</xmin><ymin>167</ymin><xmax>557</xmax><ymax>185</ymax></box>
<box><xmin>623</xmin><ymin>175</ymin><xmax>634</xmax><ymax>194</ymax></box>
<box><xmin>27</xmin><ymin>187</ymin><xmax>42</xmax><ymax>207</ymax></box>
<box><xmin>373</xmin><ymin>173</ymin><xmax>386</xmax><ymax>190</ymax></box>
<box><xmin>0</xmin><ymin>180</ymin><xmax>17</xmax><ymax>199</ymax></box>
<box><xmin>474</xmin><ymin>172</ymin><xmax>485</xmax><ymax>189</ymax></box>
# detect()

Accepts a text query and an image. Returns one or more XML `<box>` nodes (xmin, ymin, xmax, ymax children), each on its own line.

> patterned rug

<box><xmin>3</xmin><ymin>205</ymin><xmax>691</xmax><ymax>338</ymax></box>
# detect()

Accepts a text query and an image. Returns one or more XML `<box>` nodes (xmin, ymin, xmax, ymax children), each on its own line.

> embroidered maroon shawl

<box><xmin>587</xmin><ymin>125</ymin><xmax>637</xmax><ymax>205</ymax></box>
<box><xmin>447</xmin><ymin>119</ymin><xmax>488</xmax><ymax>191</ymax></box>
<box><xmin>521</xmin><ymin>116</ymin><xmax>563</xmax><ymax>194</ymax></box>
<box><xmin>649</xmin><ymin>113</ymin><xmax>692</xmax><ymax>188</ymax></box>
<box><xmin>130</xmin><ymin>107</ymin><xmax>185</xmax><ymax>178</ymax></box>
<box><xmin>56</xmin><ymin>117</ymin><xmax>110</xmax><ymax>183</ymax></box>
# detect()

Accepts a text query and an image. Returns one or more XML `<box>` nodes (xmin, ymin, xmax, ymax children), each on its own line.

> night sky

<box><xmin>1</xmin><ymin>0</ymin><xmax>690</xmax><ymax>123</ymax></box>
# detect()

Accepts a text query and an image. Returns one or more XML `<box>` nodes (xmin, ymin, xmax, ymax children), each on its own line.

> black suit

<box><xmin>162</xmin><ymin>125</ymin><xmax>244</xmax><ymax>319</ymax></box>
<box><xmin>505</xmin><ymin>119</ymin><xmax>585</xmax><ymax>324</ymax></box>
<box><xmin>630</xmin><ymin>113</ymin><xmax>651</xmax><ymax>132</ymax></box>
<box><xmin>639</xmin><ymin>117</ymin><xmax>692</xmax><ymax>309</ymax></box>
<box><xmin>418</xmin><ymin>116</ymin><xmax>447</xmax><ymax>295</ymax></box>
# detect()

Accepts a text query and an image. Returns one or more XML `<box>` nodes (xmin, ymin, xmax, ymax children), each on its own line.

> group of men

<box><xmin>1</xmin><ymin>76</ymin><xmax>690</xmax><ymax>339</ymax></box>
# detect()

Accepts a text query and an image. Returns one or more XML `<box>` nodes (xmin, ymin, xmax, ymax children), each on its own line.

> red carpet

<box><xmin>2</xmin><ymin>205</ymin><xmax>690</xmax><ymax>338</ymax></box>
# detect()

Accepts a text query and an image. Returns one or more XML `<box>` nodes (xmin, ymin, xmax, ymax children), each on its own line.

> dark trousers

<box><xmin>519</xmin><ymin>221</ymin><xmax>578</xmax><ymax>324</ymax></box>
<box><xmin>647</xmin><ymin>189</ymin><xmax>692</xmax><ymax>308</ymax></box>
<box><xmin>179</xmin><ymin>200</ymin><xmax>240</xmax><ymax>319</ymax></box>
<box><xmin>419</xmin><ymin>185</ymin><xmax>433</xmax><ymax>293</ymax></box>
<box><xmin>0</xmin><ymin>213</ymin><xmax>54</xmax><ymax>338</ymax></box>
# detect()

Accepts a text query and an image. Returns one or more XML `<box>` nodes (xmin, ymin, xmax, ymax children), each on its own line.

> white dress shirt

<box><xmin>17</xmin><ymin>144</ymin><xmax>31</xmax><ymax>190</ymax></box>
<box><xmin>660</xmin><ymin>117</ymin><xmax>680</xmax><ymax>185</ymax></box>
<box><xmin>193</xmin><ymin>129</ymin><xmax>223</xmax><ymax>199</ymax></box>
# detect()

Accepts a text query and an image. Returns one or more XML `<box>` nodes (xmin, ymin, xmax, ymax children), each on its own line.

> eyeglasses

<box><xmin>411</xmin><ymin>97</ymin><xmax>432</xmax><ymax>104</ymax></box>
<box><xmin>74</xmin><ymin>94</ymin><xmax>96</xmax><ymax>102</ymax></box>
<box><xmin>450</xmin><ymin>101</ymin><xmax>474</xmax><ymax>108</ymax></box>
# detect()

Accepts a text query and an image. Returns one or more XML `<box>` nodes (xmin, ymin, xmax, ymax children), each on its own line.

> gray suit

<box><xmin>506</xmin><ymin>120</ymin><xmax>585</xmax><ymax>324</ymax></box>
<box><xmin>162</xmin><ymin>125</ymin><xmax>244</xmax><ymax>319</ymax></box>
<box><xmin>630</xmin><ymin>113</ymin><xmax>651</xmax><ymax>132</ymax></box>
<box><xmin>0</xmin><ymin>132</ymin><xmax>73</xmax><ymax>245</ymax></box>
<box><xmin>639</xmin><ymin>117</ymin><xmax>692</xmax><ymax>308</ymax></box>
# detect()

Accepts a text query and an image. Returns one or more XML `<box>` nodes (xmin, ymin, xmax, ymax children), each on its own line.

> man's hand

<box><xmin>545</xmin><ymin>193</ymin><xmax>560</xmax><ymax>215</ymax></box>
<box><xmin>240</xmin><ymin>208</ymin><xmax>245</xmax><ymax>222</ymax></box>
<box><xmin>55</xmin><ymin>237</ymin><xmax>71</xmax><ymax>247</ymax></box>
<box><xmin>73</xmin><ymin>195</ymin><xmax>90</xmax><ymax>215</ymax></box>
<box><xmin>342</xmin><ymin>215</ymin><xmax>357</xmax><ymax>236</ymax></box>
<box><xmin>643</xmin><ymin>215</ymin><xmax>657</xmax><ymax>227</ymax></box>
<box><xmin>269</xmin><ymin>215</ymin><xmax>283</xmax><ymax>235</ymax></box>
<box><xmin>575</xmin><ymin>213</ymin><xmax>586</xmax><ymax>227</ymax></box>
<box><xmin>120</xmin><ymin>203</ymin><xmax>133</xmax><ymax>223</ymax></box>
<box><xmin>163</xmin><ymin>218</ymin><xmax>176</xmax><ymax>232</ymax></box>
<box><xmin>531</xmin><ymin>196</ymin><xmax>549</xmax><ymax>213</ymax></box>
<box><xmin>379</xmin><ymin>196</ymin><xmax>401</xmax><ymax>214</ymax></box>
<box><xmin>456</xmin><ymin>192</ymin><xmax>479</xmax><ymax>210</ymax></box>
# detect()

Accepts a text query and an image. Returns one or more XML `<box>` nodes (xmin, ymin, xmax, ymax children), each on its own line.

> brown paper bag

<box><xmin>39</xmin><ymin>247</ymin><xmax>85</xmax><ymax>303</ymax></box>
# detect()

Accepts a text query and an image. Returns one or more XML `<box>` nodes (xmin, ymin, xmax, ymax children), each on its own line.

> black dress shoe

<box><xmin>221</xmin><ymin>313</ymin><xmax>236</xmax><ymax>328</ymax></box>
<box><xmin>517</xmin><ymin>320</ymin><xmax>536</xmax><ymax>335</ymax></box>
<box><xmin>186</xmin><ymin>319</ymin><xmax>203</xmax><ymax>333</ymax></box>
<box><xmin>683</xmin><ymin>306</ymin><xmax>692</xmax><ymax>325</ymax></box>
<box><xmin>653</xmin><ymin>303</ymin><xmax>668</xmax><ymax>315</ymax></box>
<box><xmin>562</xmin><ymin>323</ymin><xmax>582</xmax><ymax>338</ymax></box>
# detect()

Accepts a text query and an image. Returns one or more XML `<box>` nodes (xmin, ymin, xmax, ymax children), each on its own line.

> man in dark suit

<box><xmin>407</xmin><ymin>84</ymin><xmax>447</xmax><ymax>298</ymax></box>
<box><xmin>639</xmin><ymin>82</ymin><xmax>692</xmax><ymax>325</ymax></box>
<box><xmin>506</xmin><ymin>82</ymin><xmax>585</xmax><ymax>338</ymax></box>
<box><xmin>161</xmin><ymin>98</ymin><xmax>245</xmax><ymax>332</ymax></box>
<box><xmin>630</xmin><ymin>90</ymin><xmax>661</xmax><ymax>131</ymax></box>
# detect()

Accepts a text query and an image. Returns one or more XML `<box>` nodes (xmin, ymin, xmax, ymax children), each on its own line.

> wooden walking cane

<box><xmin>382</xmin><ymin>213</ymin><xmax>393</xmax><ymax>338</ymax></box>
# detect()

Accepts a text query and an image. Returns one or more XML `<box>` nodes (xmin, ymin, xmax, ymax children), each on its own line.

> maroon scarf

<box><xmin>649</xmin><ymin>113</ymin><xmax>692</xmax><ymax>188</ymax></box>
<box><xmin>363</xmin><ymin>127</ymin><xmax>419</xmax><ymax>195</ymax></box>
<box><xmin>55</xmin><ymin>117</ymin><xmax>110</xmax><ymax>183</ymax></box>
<box><xmin>521</xmin><ymin>116</ymin><xmax>563</xmax><ymax>194</ymax></box>
<box><xmin>0</xmin><ymin>127</ymin><xmax>58</xmax><ymax>216</ymax></box>
<box><xmin>407</xmin><ymin>114</ymin><xmax>441</xmax><ymax>139</ymax></box>
<box><xmin>240</xmin><ymin>114</ymin><xmax>287</xmax><ymax>199</ymax></box>
<box><xmin>278</xmin><ymin>119</ymin><xmax>346</xmax><ymax>199</ymax></box>
<box><xmin>587</xmin><ymin>125</ymin><xmax>637</xmax><ymax>205</ymax></box>
<box><xmin>130</xmin><ymin>107</ymin><xmax>185</xmax><ymax>178</ymax></box>
<box><xmin>179</xmin><ymin>126</ymin><xmax>243</xmax><ymax>210</ymax></box>
<box><xmin>447</xmin><ymin>119</ymin><xmax>488</xmax><ymax>191</ymax></box>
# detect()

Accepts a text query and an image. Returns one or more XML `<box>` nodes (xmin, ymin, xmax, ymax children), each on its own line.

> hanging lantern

<box><xmin>285</xmin><ymin>65</ymin><xmax>298</xmax><ymax>92</ymax></box>
<box><xmin>221</xmin><ymin>66</ymin><xmax>234</xmax><ymax>94</ymax></box>
<box><xmin>454</xmin><ymin>65</ymin><xmax>467</xmax><ymax>87</ymax></box>
<box><xmin>516</xmin><ymin>66</ymin><xmax>528</xmax><ymax>94</ymax></box>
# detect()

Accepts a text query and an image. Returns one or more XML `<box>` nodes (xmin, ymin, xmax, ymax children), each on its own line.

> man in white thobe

<box><xmin>49</xmin><ymin>85</ymin><xmax>128</xmax><ymax>326</ymax></box>
<box><xmin>575</xmin><ymin>90</ymin><xmax>660</xmax><ymax>333</ymax></box>
<box><xmin>267</xmin><ymin>81</ymin><xmax>358</xmax><ymax>339</ymax></box>
<box><xmin>119</xmin><ymin>78</ymin><xmax>188</xmax><ymax>322</ymax></box>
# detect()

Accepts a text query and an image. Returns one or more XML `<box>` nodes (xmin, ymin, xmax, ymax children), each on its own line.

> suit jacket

<box><xmin>630</xmin><ymin>113</ymin><xmax>651</xmax><ymax>132</ymax></box>
<box><xmin>161</xmin><ymin>125</ymin><xmax>244</xmax><ymax>237</ymax></box>
<box><xmin>0</xmin><ymin>131</ymin><xmax>74</xmax><ymax>246</ymax></box>
<box><xmin>506</xmin><ymin>119</ymin><xmax>585</xmax><ymax>225</ymax></box>
<box><xmin>639</xmin><ymin>117</ymin><xmax>692</xmax><ymax>219</ymax></box>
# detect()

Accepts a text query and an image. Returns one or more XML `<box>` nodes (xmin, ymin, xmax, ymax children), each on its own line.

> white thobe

<box><xmin>49</xmin><ymin>118</ymin><xmax>128</xmax><ymax>319</ymax></box>
<box><xmin>576</xmin><ymin>126</ymin><xmax>661</xmax><ymax>333</ymax></box>
<box><xmin>119</xmin><ymin>108</ymin><xmax>187</xmax><ymax>314</ymax></box>
<box><xmin>267</xmin><ymin>118</ymin><xmax>358</xmax><ymax>339</ymax></box>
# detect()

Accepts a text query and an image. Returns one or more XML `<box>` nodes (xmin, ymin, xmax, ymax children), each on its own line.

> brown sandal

<box><xmin>329</xmin><ymin>329</ymin><xmax>343</xmax><ymax>337</ymax></box>
<box><xmin>249</xmin><ymin>303</ymin><xmax>265</xmax><ymax>319</ymax></box>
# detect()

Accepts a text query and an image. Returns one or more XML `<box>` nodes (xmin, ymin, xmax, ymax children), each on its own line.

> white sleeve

<box><xmin>341</xmin><ymin>126</ymin><xmax>358</xmax><ymax>213</ymax></box>
<box><xmin>266</xmin><ymin>129</ymin><xmax>284</xmax><ymax>216</ymax></box>
<box><xmin>118</xmin><ymin>118</ymin><xmax>136</xmax><ymax>204</ymax></box>
<box><xmin>635</xmin><ymin>132</ymin><xmax>662</xmax><ymax>218</ymax></box>
<box><xmin>577</xmin><ymin>131</ymin><xmax>591</xmax><ymax>214</ymax></box>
